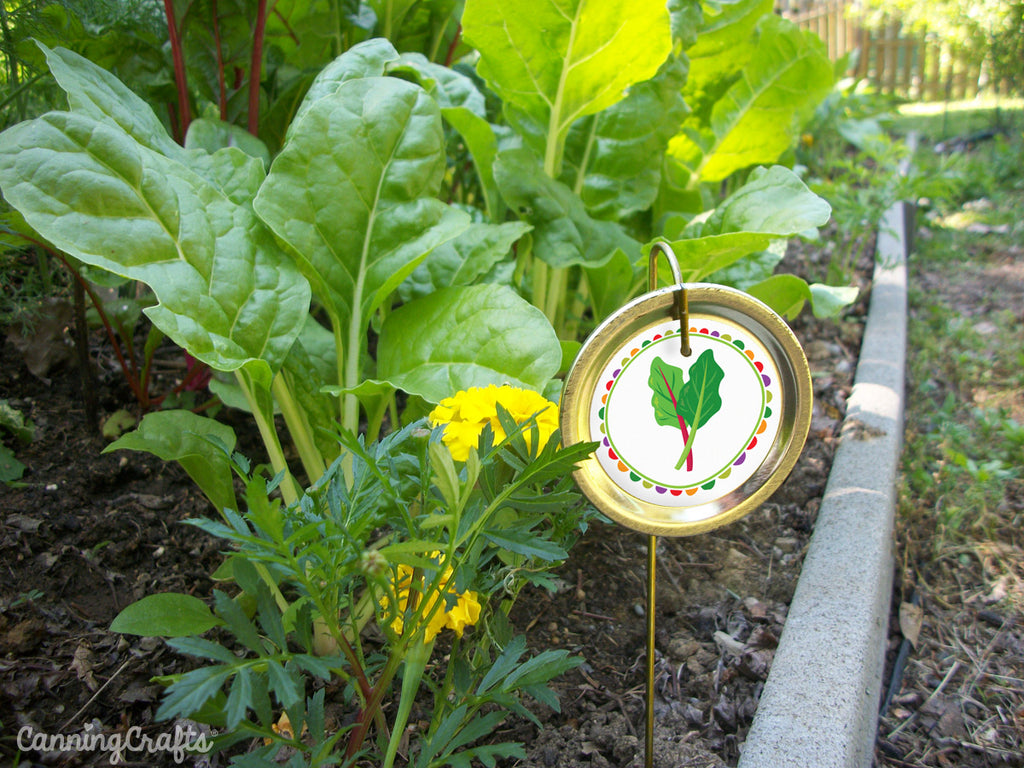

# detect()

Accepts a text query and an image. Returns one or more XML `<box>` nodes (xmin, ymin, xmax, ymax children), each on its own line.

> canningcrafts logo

<box><xmin>16</xmin><ymin>721</ymin><xmax>215</xmax><ymax>765</ymax></box>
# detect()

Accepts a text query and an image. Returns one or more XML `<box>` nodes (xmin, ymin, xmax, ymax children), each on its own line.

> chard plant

<box><xmin>450</xmin><ymin>0</ymin><xmax>855</xmax><ymax>341</ymax></box>
<box><xmin>0</xmin><ymin>0</ymin><xmax>854</xmax><ymax>503</ymax></box>
<box><xmin>0</xmin><ymin>41</ymin><xmax>564</xmax><ymax>504</ymax></box>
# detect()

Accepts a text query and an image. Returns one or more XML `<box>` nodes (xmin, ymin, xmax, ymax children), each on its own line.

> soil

<box><xmin>5</xmin><ymin>212</ymin><xmax>1004</xmax><ymax>768</ymax></box>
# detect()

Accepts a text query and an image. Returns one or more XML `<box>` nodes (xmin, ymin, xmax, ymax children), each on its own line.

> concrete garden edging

<box><xmin>737</xmin><ymin>199</ymin><xmax>911</xmax><ymax>768</ymax></box>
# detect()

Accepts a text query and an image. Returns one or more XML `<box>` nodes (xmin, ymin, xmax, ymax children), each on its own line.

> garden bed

<box><xmin>0</xmin><ymin>227</ymin><xmax>872</xmax><ymax>768</ymax></box>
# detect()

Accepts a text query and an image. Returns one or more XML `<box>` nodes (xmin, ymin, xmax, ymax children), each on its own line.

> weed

<box><xmin>0</xmin><ymin>398</ymin><xmax>34</xmax><ymax>484</ymax></box>
<box><xmin>2</xmin><ymin>588</ymin><xmax>44</xmax><ymax>612</ymax></box>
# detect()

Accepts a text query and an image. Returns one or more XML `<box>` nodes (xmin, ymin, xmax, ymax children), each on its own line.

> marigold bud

<box><xmin>360</xmin><ymin>549</ymin><xmax>388</xmax><ymax>578</ymax></box>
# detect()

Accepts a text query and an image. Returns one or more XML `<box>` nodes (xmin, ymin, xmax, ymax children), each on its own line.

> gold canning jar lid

<box><xmin>560</xmin><ymin>283</ymin><xmax>813</xmax><ymax>538</ymax></box>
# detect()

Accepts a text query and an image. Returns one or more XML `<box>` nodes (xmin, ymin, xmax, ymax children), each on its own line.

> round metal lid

<box><xmin>560</xmin><ymin>283</ymin><xmax>812</xmax><ymax>537</ymax></box>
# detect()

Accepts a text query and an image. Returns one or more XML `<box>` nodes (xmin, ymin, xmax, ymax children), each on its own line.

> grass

<box><xmin>894</xmin><ymin>96</ymin><xmax>1024</xmax><ymax>141</ymax></box>
<box><xmin>896</xmin><ymin>100</ymin><xmax>1024</xmax><ymax>584</ymax></box>
<box><xmin>875</xmin><ymin>100</ymin><xmax>1024</xmax><ymax>767</ymax></box>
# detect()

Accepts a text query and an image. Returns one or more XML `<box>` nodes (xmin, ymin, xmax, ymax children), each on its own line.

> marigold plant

<box><xmin>112</xmin><ymin>417</ymin><xmax>598</xmax><ymax>767</ymax></box>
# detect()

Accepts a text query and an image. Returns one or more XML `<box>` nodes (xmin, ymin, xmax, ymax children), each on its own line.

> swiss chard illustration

<box><xmin>649</xmin><ymin>351</ymin><xmax>725</xmax><ymax>471</ymax></box>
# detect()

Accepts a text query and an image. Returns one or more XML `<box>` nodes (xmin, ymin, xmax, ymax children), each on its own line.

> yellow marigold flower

<box><xmin>429</xmin><ymin>385</ymin><xmax>558</xmax><ymax>461</ymax></box>
<box><xmin>444</xmin><ymin>589</ymin><xmax>481</xmax><ymax>637</ymax></box>
<box><xmin>438</xmin><ymin>419</ymin><xmax>487</xmax><ymax>461</ymax></box>
<box><xmin>380</xmin><ymin>553</ymin><xmax>481</xmax><ymax>642</ymax></box>
<box><xmin>272</xmin><ymin>711</ymin><xmax>294</xmax><ymax>740</ymax></box>
<box><xmin>264</xmin><ymin>710</ymin><xmax>307</xmax><ymax>744</ymax></box>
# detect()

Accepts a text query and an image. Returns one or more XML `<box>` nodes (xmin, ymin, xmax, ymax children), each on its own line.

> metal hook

<box><xmin>648</xmin><ymin>242</ymin><xmax>690</xmax><ymax>357</ymax></box>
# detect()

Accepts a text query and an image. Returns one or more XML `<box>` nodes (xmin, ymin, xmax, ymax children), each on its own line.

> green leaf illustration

<box><xmin>648</xmin><ymin>356</ymin><xmax>693</xmax><ymax>471</ymax></box>
<box><xmin>679</xmin><ymin>349</ymin><xmax>725</xmax><ymax>432</ymax></box>
<box><xmin>648</xmin><ymin>350</ymin><xmax>725</xmax><ymax>472</ymax></box>
<box><xmin>649</xmin><ymin>357</ymin><xmax>687</xmax><ymax>428</ymax></box>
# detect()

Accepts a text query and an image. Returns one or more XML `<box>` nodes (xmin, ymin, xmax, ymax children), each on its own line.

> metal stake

<box><xmin>644</xmin><ymin>242</ymin><xmax>681</xmax><ymax>768</ymax></box>
<box><xmin>646</xmin><ymin>534</ymin><xmax>657</xmax><ymax>768</ymax></box>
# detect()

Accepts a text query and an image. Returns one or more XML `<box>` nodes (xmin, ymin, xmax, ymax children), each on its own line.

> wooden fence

<box><xmin>778</xmin><ymin>0</ymin><xmax>989</xmax><ymax>101</ymax></box>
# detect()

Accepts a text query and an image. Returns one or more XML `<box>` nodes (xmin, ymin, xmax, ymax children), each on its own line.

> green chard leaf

<box><xmin>389</xmin><ymin>52</ymin><xmax>487</xmax><ymax>116</ymax></box>
<box><xmin>103</xmin><ymin>410</ymin><xmax>238</xmax><ymax>515</ymax></box>
<box><xmin>390</xmin><ymin>49</ymin><xmax>508</xmax><ymax>217</ymax></box>
<box><xmin>254</xmin><ymin>75</ymin><xmax>470</xmax><ymax>423</ymax></box>
<box><xmin>375</xmin><ymin>284</ymin><xmax>562</xmax><ymax>402</ymax></box>
<box><xmin>0</xmin><ymin>66</ymin><xmax>310</xmax><ymax>382</ymax></box>
<box><xmin>185</xmin><ymin>118</ymin><xmax>272</xmax><ymax>169</ymax></box>
<box><xmin>668</xmin><ymin>0</ymin><xmax>704</xmax><ymax>48</ymax></box>
<box><xmin>648</xmin><ymin>351</ymin><xmax>724</xmax><ymax>471</ymax></box>
<box><xmin>668</xmin><ymin>13</ymin><xmax>834</xmax><ymax>186</ymax></box>
<box><xmin>746</xmin><ymin>275</ymin><xmax>859</xmax><ymax>320</ymax></box>
<box><xmin>494</xmin><ymin>148</ymin><xmax>639</xmax><ymax>269</ymax></box>
<box><xmin>561</xmin><ymin>55</ymin><xmax>690</xmax><ymax>220</ymax></box>
<box><xmin>398</xmin><ymin>221</ymin><xmax>531</xmax><ymax>301</ymax></box>
<box><xmin>287</xmin><ymin>38</ymin><xmax>402</xmax><ymax>135</ymax></box>
<box><xmin>681</xmin><ymin>0</ymin><xmax>773</xmax><ymax>121</ymax></box>
<box><xmin>584</xmin><ymin>248</ymin><xmax>641</xmax><ymax>324</ymax></box>
<box><xmin>658</xmin><ymin>165</ymin><xmax>831</xmax><ymax>282</ymax></box>
<box><xmin>679</xmin><ymin>349</ymin><xmax>725</xmax><ymax>432</ymax></box>
<box><xmin>39</xmin><ymin>45</ymin><xmax>272</xmax><ymax>204</ymax></box>
<box><xmin>38</xmin><ymin>43</ymin><xmax>183</xmax><ymax>157</ymax></box>
<box><xmin>462</xmin><ymin>0</ymin><xmax>673</xmax><ymax>175</ymax></box>
<box><xmin>441</xmin><ymin>107</ymin><xmax>505</xmax><ymax>219</ymax></box>
<box><xmin>649</xmin><ymin>357</ymin><xmax>689</xmax><ymax>430</ymax></box>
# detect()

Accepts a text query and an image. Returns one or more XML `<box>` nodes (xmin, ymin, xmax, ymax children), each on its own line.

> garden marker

<box><xmin>560</xmin><ymin>242</ymin><xmax>813</xmax><ymax>768</ymax></box>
